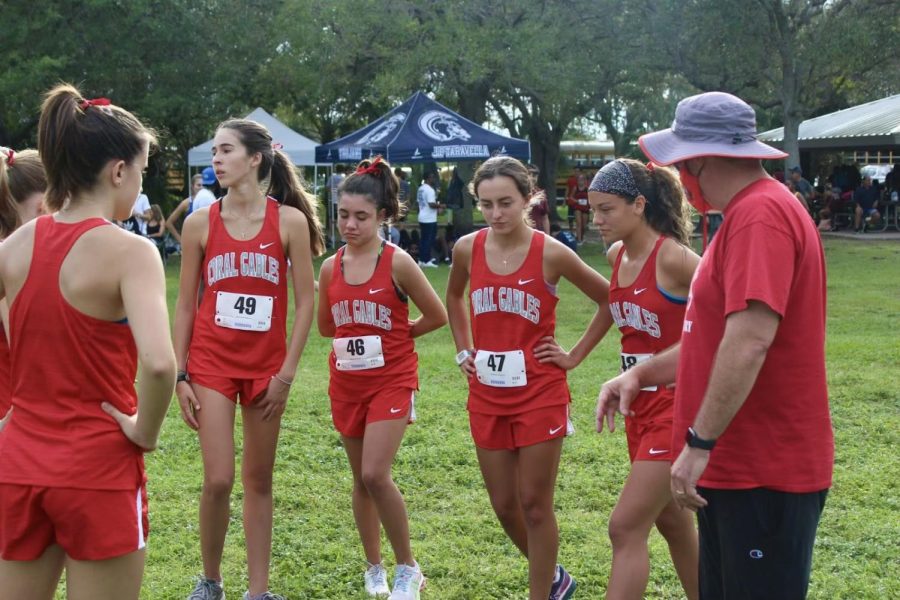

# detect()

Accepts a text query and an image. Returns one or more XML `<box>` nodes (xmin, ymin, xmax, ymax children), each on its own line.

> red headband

<box><xmin>5</xmin><ymin>149</ymin><xmax>13</xmax><ymax>166</ymax></box>
<box><xmin>80</xmin><ymin>97</ymin><xmax>111</xmax><ymax>111</ymax></box>
<box><xmin>355</xmin><ymin>156</ymin><xmax>383</xmax><ymax>177</ymax></box>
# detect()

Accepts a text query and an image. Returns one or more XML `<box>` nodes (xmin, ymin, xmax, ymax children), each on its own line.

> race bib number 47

<box><xmin>474</xmin><ymin>349</ymin><xmax>527</xmax><ymax>388</ymax></box>
<box><xmin>215</xmin><ymin>291</ymin><xmax>273</xmax><ymax>332</ymax></box>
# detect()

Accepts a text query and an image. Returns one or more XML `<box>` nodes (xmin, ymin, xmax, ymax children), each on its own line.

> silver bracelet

<box><xmin>272</xmin><ymin>373</ymin><xmax>294</xmax><ymax>386</ymax></box>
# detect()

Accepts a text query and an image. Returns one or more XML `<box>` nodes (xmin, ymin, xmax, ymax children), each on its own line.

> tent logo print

<box><xmin>412</xmin><ymin>148</ymin><xmax>422</xmax><ymax>159</ymax></box>
<box><xmin>419</xmin><ymin>110</ymin><xmax>471</xmax><ymax>142</ymax></box>
<box><xmin>357</xmin><ymin>113</ymin><xmax>406</xmax><ymax>146</ymax></box>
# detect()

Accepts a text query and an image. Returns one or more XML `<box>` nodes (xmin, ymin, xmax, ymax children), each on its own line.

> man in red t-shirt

<box><xmin>597</xmin><ymin>92</ymin><xmax>833</xmax><ymax>599</ymax></box>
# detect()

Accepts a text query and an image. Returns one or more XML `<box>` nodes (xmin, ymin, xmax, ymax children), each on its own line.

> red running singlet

<box><xmin>188</xmin><ymin>198</ymin><xmax>288</xmax><ymax>380</ymax></box>
<box><xmin>468</xmin><ymin>229</ymin><xmax>569</xmax><ymax>415</ymax></box>
<box><xmin>327</xmin><ymin>242</ymin><xmax>417</xmax><ymax>400</ymax></box>
<box><xmin>0</xmin><ymin>216</ymin><xmax>143</xmax><ymax>490</ymax></box>
<box><xmin>609</xmin><ymin>236</ymin><xmax>687</xmax><ymax>422</ymax></box>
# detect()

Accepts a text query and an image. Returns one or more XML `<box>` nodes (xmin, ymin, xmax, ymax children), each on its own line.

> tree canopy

<box><xmin>2</xmin><ymin>0</ymin><xmax>896</xmax><ymax>204</ymax></box>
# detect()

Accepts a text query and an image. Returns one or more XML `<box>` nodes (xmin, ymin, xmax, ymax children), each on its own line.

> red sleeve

<box><xmin>721</xmin><ymin>222</ymin><xmax>796</xmax><ymax>317</ymax></box>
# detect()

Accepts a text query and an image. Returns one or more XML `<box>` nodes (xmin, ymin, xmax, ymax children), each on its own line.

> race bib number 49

<box><xmin>475</xmin><ymin>349</ymin><xmax>527</xmax><ymax>388</ymax></box>
<box><xmin>215</xmin><ymin>291</ymin><xmax>273</xmax><ymax>332</ymax></box>
<box><xmin>334</xmin><ymin>335</ymin><xmax>385</xmax><ymax>371</ymax></box>
<box><xmin>620</xmin><ymin>352</ymin><xmax>658</xmax><ymax>392</ymax></box>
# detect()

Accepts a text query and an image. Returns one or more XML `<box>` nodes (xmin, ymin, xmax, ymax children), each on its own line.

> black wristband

<box><xmin>176</xmin><ymin>371</ymin><xmax>189</xmax><ymax>383</ymax></box>
<box><xmin>685</xmin><ymin>426</ymin><xmax>716</xmax><ymax>450</ymax></box>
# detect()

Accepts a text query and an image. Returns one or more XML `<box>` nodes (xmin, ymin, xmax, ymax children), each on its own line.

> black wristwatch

<box><xmin>177</xmin><ymin>371</ymin><xmax>190</xmax><ymax>383</ymax></box>
<box><xmin>685</xmin><ymin>426</ymin><xmax>716</xmax><ymax>451</ymax></box>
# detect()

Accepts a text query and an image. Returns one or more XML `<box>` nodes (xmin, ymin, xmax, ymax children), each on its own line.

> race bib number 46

<box><xmin>334</xmin><ymin>335</ymin><xmax>385</xmax><ymax>371</ymax></box>
<box><xmin>620</xmin><ymin>352</ymin><xmax>658</xmax><ymax>392</ymax></box>
<box><xmin>475</xmin><ymin>349</ymin><xmax>527</xmax><ymax>388</ymax></box>
<box><xmin>215</xmin><ymin>291</ymin><xmax>273</xmax><ymax>331</ymax></box>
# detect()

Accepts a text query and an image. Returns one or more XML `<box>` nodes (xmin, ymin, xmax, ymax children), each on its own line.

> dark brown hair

<box><xmin>469</xmin><ymin>156</ymin><xmax>533</xmax><ymax>200</ymax></box>
<box><xmin>218</xmin><ymin>119</ymin><xmax>324</xmax><ymax>256</ymax></box>
<box><xmin>469</xmin><ymin>156</ymin><xmax>537</xmax><ymax>225</ymax></box>
<box><xmin>339</xmin><ymin>157</ymin><xmax>402</xmax><ymax>223</ymax></box>
<box><xmin>621</xmin><ymin>158</ymin><xmax>692</xmax><ymax>245</ymax></box>
<box><xmin>0</xmin><ymin>148</ymin><xmax>46</xmax><ymax>238</ymax></box>
<box><xmin>38</xmin><ymin>83</ymin><xmax>156</xmax><ymax>212</ymax></box>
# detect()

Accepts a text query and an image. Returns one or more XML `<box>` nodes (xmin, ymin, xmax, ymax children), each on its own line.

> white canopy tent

<box><xmin>187</xmin><ymin>107</ymin><xmax>320</xmax><ymax>166</ymax></box>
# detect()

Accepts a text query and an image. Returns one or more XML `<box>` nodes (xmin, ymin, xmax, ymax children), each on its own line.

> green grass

<box><xmin>76</xmin><ymin>238</ymin><xmax>900</xmax><ymax>598</ymax></box>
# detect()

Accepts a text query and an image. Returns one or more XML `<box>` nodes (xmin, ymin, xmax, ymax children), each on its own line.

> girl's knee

<box><xmin>488</xmin><ymin>492</ymin><xmax>521</xmax><ymax>525</ymax></box>
<box><xmin>519</xmin><ymin>493</ymin><xmax>553</xmax><ymax>528</ymax></box>
<box><xmin>608</xmin><ymin>508</ymin><xmax>653</xmax><ymax>548</ymax></box>
<box><xmin>242</xmin><ymin>469</ymin><xmax>273</xmax><ymax>496</ymax></box>
<box><xmin>360</xmin><ymin>468</ymin><xmax>393</xmax><ymax>496</ymax></box>
<box><xmin>203</xmin><ymin>474</ymin><xmax>234</xmax><ymax>498</ymax></box>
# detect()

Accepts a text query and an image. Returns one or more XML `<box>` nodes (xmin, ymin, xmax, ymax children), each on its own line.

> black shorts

<box><xmin>697</xmin><ymin>487</ymin><xmax>828</xmax><ymax>600</ymax></box>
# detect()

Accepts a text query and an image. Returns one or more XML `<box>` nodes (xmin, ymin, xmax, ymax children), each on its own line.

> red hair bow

<box><xmin>271</xmin><ymin>142</ymin><xmax>283</xmax><ymax>150</ymax></box>
<box><xmin>356</xmin><ymin>156</ymin><xmax>383</xmax><ymax>176</ymax></box>
<box><xmin>80</xmin><ymin>97</ymin><xmax>111</xmax><ymax>110</ymax></box>
<box><xmin>646</xmin><ymin>161</ymin><xmax>655</xmax><ymax>172</ymax></box>
<box><xmin>5</xmin><ymin>149</ymin><xmax>14</xmax><ymax>166</ymax></box>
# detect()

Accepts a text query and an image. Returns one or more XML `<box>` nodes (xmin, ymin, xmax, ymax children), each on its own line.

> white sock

<box><xmin>553</xmin><ymin>566</ymin><xmax>561</xmax><ymax>583</ymax></box>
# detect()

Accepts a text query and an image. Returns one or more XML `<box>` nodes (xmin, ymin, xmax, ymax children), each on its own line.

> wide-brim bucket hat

<box><xmin>639</xmin><ymin>92</ymin><xmax>787</xmax><ymax>166</ymax></box>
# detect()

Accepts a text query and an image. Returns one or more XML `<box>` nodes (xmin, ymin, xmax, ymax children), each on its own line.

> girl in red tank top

<box><xmin>446</xmin><ymin>157</ymin><xmax>613</xmax><ymax>600</ymax></box>
<box><xmin>0</xmin><ymin>148</ymin><xmax>46</xmax><ymax>420</ymax></box>
<box><xmin>590</xmin><ymin>159</ymin><xmax>700</xmax><ymax>600</ymax></box>
<box><xmin>173</xmin><ymin>119</ymin><xmax>323</xmax><ymax>600</ymax></box>
<box><xmin>317</xmin><ymin>158</ymin><xmax>446</xmax><ymax>598</ymax></box>
<box><xmin>0</xmin><ymin>85</ymin><xmax>175</xmax><ymax>598</ymax></box>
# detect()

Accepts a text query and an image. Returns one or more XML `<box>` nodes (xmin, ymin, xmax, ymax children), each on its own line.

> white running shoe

<box><xmin>389</xmin><ymin>562</ymin><xmax>425</xmax><ymax>600</ymax></box>
<box><xmin>364</xmin><ymin>562</ymin><xmax>390</xmax><ymax>597</ymax></box>
<box><xmin>424</xmin><ymin>260</ymin><xmax>438</xmax><ymax>268</ymax></box>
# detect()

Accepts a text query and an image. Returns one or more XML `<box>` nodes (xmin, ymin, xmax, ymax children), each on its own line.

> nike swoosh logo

<box><xmin>634</xmin><ymin>288</ymin><xmax>647</xmax><ymax>295</ymax></box>
<box><xmin>549</xmin><ymin>425</ymin><xmax>564</xmax><ymax>435</ymax></box>
<box><xmin>260</xmin><ymin>242</ymin><xmax>275</xmax><ymax>249</ymax></box>
<box><xmin>389</xmin><ymin>407</ymin><xmax>404</xmax><ymax>414</ymax></box>
<box><xmin>648</xmin><ymin>448</ymin><xmax>668</xmax><ymax>455</ymax></box>
<box><xmin>369</xmin><ymin>288</ymin><xmax>384</xmax><ymax>294</ymax></box>
<box><xmin>518</xmin><ymin>278</ymin><xmax>534</xmax><ymax>285</ymax></box>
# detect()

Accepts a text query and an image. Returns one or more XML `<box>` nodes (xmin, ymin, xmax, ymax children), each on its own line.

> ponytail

<box><xmin>338</xmin><ymin>156</ymin><xmax>402</xmax><ymax>223</ymax></box>
<box><xmin>38</xmin><ymin>83</ymin><xmax>156</xmax><ymax>212</ymax></box>
<box><xmin>268</xmin><ymin>149</ymin><xmax>325</xmax><ymax>256</ymax></box>
<box><xmin>0</xmin><ymin>148</ymin><xmax>46</xmax><ymax>239</ymax></box>
<box><xmin>619</xmin><ymin>159</ymin><xmax>693</xmax><ymax>245</ymax></box>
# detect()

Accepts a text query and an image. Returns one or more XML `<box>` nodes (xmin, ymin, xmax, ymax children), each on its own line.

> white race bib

<box><xmin>620</xmin><ymin>352</ymin><xmax>658</xmax><ymax>391</ymax></box>
<box><xmin>577</xmin><ymin>197</ymin><xmax>589</xmax><ymax>206</ymax></box>
<box><xmin>334</xmin><ymin>335</ymin><xmax>385</xmax><ymax>371</ymax></box>
<box><xmin>475</xmin><ymin>349</ymin><xmax>527</xmax><ymax>388</ymax></box>
<box><xmin>215</xmin><ymin>291</ymin><xmax>273</xmax><ymax>332</ymax></box>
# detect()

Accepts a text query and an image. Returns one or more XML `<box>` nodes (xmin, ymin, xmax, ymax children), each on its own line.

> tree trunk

<box><xmin>451</xmin><ymin>81</ymin><xmax>492</xmax><ymax>235</ymax></box>
<box><xmin>530</xmin><ymin>123</ymin><xmax>566</xmax><ymax>221</ymax></box>
<box><xmin>782</xmin><ymin>109</ymin><xmax>802</xmax><ymax>172</ymax></box>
